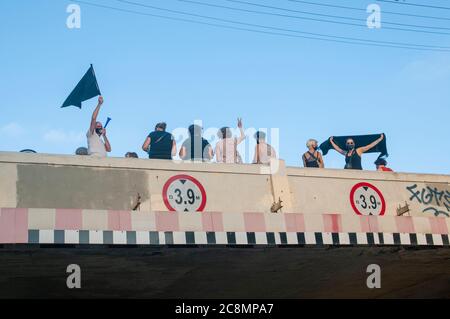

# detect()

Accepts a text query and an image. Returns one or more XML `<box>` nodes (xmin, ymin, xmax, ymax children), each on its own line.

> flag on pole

<box><xmin>61</xmin><ymin>64</ymin><xmax>101</xmax><ymax>108</ymax></box>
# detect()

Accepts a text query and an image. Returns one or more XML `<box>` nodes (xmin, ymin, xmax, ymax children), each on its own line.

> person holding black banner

<box><xmin>87</xmin><ymin>96</ymin><xmax>111</xmax><ymax>157</ymax></box>
<box><xmin>329</xmin><ymin>134</ymin><xmax>384</xmax><ymax>170</ymax></box>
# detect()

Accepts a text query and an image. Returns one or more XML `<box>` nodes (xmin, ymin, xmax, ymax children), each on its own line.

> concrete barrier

<box><xmin>0</xmin><ymin>152</ymin><xmax>449</xmax><ymax>246</ymax></box>
<box><xmin>0</xmin><ymin>152</ymin><xmax>448</xmax><ymax>216</ymax></box>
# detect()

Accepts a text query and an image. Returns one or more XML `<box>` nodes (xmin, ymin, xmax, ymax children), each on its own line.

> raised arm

<box><xmin>358</xmin><ymin>134</ymin><xmax>384</xmax><ymax>155</ymax></box>
<box><xmin>236</xmin><ymin>118</ymin><xmax>245</xmax><ymax>144</ymax></box>
<box><xmin>89</xmin><ymin>96</ymin><xmax>103</xmax><ymax>135</ymax></box>
<box><xmin>330</xmin><ymin>137</ymin><xmax>346</xmax><ymax>155</ymax></box>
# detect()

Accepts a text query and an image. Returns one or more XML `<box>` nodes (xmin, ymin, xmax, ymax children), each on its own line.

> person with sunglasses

<box><xmin>329</xmin><ymin>134</ymin><xmax>384</xmax><ymax>170</ymax></box>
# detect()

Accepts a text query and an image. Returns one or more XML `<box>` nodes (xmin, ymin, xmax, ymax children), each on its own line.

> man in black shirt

<box><xmin>179</xmin><ymin>124</ymin><xmax>213</xmax><ymax>161</ymax></box>
<box><xmin>142</xmin><ymin>122</ymin><xmax>176</xmax><ymax>160</ymax></box>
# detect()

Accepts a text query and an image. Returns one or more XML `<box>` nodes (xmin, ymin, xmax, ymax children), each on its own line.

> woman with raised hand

<box><xmin>329</xmin><ymin>134</ymin><xmax>384</xmax><ymax>170</ymax></box>
<box><xmin>215</xmin><ymin>118</ymin><xmax>245</xmax><ymax>164</ymax></box>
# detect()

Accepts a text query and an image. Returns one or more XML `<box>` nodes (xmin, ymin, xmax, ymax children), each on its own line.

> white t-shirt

<box><xmin>87</xmin><ymin>130</ymin><xmax>107</xmax><ymax>157</ymax></box>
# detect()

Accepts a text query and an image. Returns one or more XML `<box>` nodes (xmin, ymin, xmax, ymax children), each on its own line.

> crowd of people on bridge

<box><xmin>80</xmin><ymin>96</ymin><xmax>392</xmax><ymax>172</ymax></box>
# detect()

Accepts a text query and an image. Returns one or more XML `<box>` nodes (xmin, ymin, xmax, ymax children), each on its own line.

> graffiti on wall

<box><xmin>406</xmin><ymin>184</ymin><xmax>450</xmax><ymax>217</ymax></box>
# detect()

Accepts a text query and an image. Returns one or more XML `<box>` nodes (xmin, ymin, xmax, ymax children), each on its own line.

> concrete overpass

<box><xmin>0</xmin><ymin>152</ymin><xmax>448</xmax><ymax>298</ymax></box>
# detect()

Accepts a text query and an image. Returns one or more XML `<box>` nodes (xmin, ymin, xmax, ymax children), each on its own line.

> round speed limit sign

<box><xmin>350</xmin><ymin>182</ymin><xmax>386</xmax><ymax>216</ymax></box>
<box><xmin>162</xmin><ymin>174</ymin><xmax>207</xmax><ymax>212</ymax></box>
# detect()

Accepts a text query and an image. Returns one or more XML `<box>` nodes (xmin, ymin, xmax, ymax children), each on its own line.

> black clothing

<box><xmin>303</xmin><ymin>151</ymin><xmax>320</xmax><ymax>168</ymax></box>
<box><xmin>147</xmin><ymin>131</ymin><xmax>173</xmax><ymax>160</ymax></box>
<box><xmin>345</xmin><ymin>150</ymin><xmax>363</xmax><ymax>170</ymax></box>
<box><xmin>181</xmin><ymin>137</ymin><xmax>211</xmax><ymax>161</ymax></box>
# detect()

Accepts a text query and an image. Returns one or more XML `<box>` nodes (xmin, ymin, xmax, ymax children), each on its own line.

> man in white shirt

<box><xmin>87</xmin><ymin>96</ymin><xmax>111</xmax><ymax>157</ymax></box>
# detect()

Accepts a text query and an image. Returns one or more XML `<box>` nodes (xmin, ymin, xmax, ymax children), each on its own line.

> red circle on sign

<box><xmin>162</xmin><ymin>174</ymin><xmax>207</xmax><ymax>212</ymax></box>
<box><xmin>350</xmin><ymin>182</ymin><xmax>386</xmax><ymax>216</ymax></box>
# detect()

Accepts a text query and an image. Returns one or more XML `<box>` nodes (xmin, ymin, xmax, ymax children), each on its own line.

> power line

<box><xmin>173</xmin><ymin>0</ymin><xmax>450</xmax><ymax>36</ymax></box>
<box><xmin>220</xmin><ymin>0</ymin><xmax>450</xmax><ymax>31</ymax></box>
<box><xmin>116</xmin><ymin>0</ymin><xmax>450</xmax><ymax>48</ymax></box>
<box><xmin>68</xmin><ymin>0</ymin><xmax>450</xmax><ymax>51</ymax></box>
<box><xmin>288</xmin><ymin>0</ymin><xmax>450</xmax><ymax>21</ymax></box>
<box><xmin>376</xmin><ymin>0</ymin><xmax>450</xmax><ymax>11</ymax></box>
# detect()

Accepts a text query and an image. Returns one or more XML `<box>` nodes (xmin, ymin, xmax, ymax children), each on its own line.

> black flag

<box><xmin>61</xmin><ymin>64</ymin><xmax>101</xmax><ymax>108</ymax></box>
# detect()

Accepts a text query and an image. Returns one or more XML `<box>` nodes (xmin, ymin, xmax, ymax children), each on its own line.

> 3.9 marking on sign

<box><xmin>350</xmin><ymin>182</ymin><xmax>386</xmax><ymax>216</ymax></box>
<box><xmin>162</xmin><ymin>174</ymin><xmax>207</xmax><ymax>212</ymax></box>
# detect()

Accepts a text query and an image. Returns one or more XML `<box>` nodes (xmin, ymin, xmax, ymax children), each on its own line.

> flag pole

<box><xmin>91</xmin><ymin>64</ymin><xmax>102</xmax><ymax>95</ymax></box>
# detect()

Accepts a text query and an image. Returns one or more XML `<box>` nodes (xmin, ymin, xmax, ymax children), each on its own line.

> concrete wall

<box><xmin>0</xmin><ymin>152</ymin><xmax>273</xmax><ymax>213</ymax></box>
<box><xmin>288</xmin><ymin>168</ymin><xmax>450</xmax><ymax>218</ymax></box>
<box><xmin>0</xmin><ymin>152</ymin><xmax>449</xmax><ymax>219</ymax></box>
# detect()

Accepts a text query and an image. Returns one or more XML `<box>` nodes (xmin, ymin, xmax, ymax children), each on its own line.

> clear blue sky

<box><xmin>1</xmin><ymin>0</ymin><xmax>449</xmax><ymax>174</ymax></box>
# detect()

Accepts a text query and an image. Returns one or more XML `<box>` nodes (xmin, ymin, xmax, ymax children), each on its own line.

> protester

<box><xmin>328</xmin><ymin>134</ymin><xmax>385</xmax><ymax>170</ymax></box>
<box><xmin>19</xmin><ymin>149</ymin><xmax>37</xmax><ymax>153</ymax></box>
<box><xmin>252</xmin><ymin>131</ymin><xmax>277</xmax><ymax>164</ymax></box>
<box><xmin>179</xmin><ymin>124</ymin><xmax>213</xmax><ymax>161</ymax></box>
<box><xmin>215</xmin><ymin>118</ymin><xmax>245</xmax><ymax>164</ymax></box>
<box><xmin>86</xmin><ymin>96</ymin><xmax>111</xmax><ymax>157</ymax></box>
<box><xmin>142</xmin><ymin>122</ymin><xmax>176</xmax><ymax>160</ymax></box>
<box><xmin>375</xmin><ymin>157</ymin><xmax>393</xmax><ymax>172</ymax></box>
<box><xmin>125</xmin><ymin>152</ymin><xmax>139</xmax><ymax>158</ymax></box>
<box><xmin>75</xmin><ymin>147</ymin><xmax>88</xmax><ymax>155</ymax></box>
<box><xmin>302</xmin><ymin>139</ymin><xmax>324</xmax><ymax>168</ymax></box>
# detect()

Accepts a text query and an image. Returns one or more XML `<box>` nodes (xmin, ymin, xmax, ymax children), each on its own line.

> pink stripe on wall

<box><xmin>284</xmin><ymin>213</ymin><xmax>305</xmax><ymax>232</ymax></box>
<box><xmin>368</xmin><ymin>216</ymin><xmax>380</xmax><ymax>233</ymax></box>
<box><xmin>108</xmin><ymin>210</ymin><xmax>132</xmax><ymax>231</ymax></box>
<box><xmin>55</xmin><ymin>209</ymin><xmax>82</xmax><ymax>230</ymax></box>
<box><xmin>155</xmin><ymin>211</ymin><xmax>180</xmax><ymax>231</ymax></box>
<box><xmin>360</xmin><ymin>216</ymin><xmax>380</xmax><ymax>233</ymax></box>
<box><xmin>243</xmin><ymin>212</ymin><xmax>266</xmax><ymax>232</ymax></box>
<box><xmin>0</xmin><ymin>208</ymin><xmax>28</xmax><ymax>244</ymax></box>
<box><xmin>428</xmin><ymin>217</ymin><xmax>448</xmax><ymax>234</ymax></box>
<box><xmin>395</xmin><ymin>216</ymin><xmax>415</xmax><ymax>233</ymax></box>
<box><xmin>359</xmin><ymin>216</ymin><xmax>370</xmax><ymax>233</ymax></box>
<box><xmin>201</xmin><ymin>212</ymin><xmax>224</xmax><ymax>232</ymax></box>
<box><xmin>14</xmin><ymin>208</ymin><xmax>28</xmax><ymax>243</ymax></box>
<box><xmin>0</xmin><ymin>208</ymin><xmax>15</xmax><ymax>243</ymax></box>
<box><xmin>323</xmin><ymin>214</ymin><xmax>342</xmax><ymax>233</ymax></box>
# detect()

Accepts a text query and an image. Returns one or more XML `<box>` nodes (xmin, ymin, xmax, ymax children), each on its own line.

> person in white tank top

<box><xmin>87</xmin><ymin>96</ymin><xmax>111</xmax><ymax>157</ymax></box>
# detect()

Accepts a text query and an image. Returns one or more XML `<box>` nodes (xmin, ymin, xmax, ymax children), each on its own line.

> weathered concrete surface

<box><xmin>16</xmin><ymin>164</ymin><xmax>150</xmax><ymax>211</ymax></box>
<box><xmin>0</xmin><ymin>152</ymin><xmax>448</xmax><ymax>216</ymax></box>
<box><xmin>0</xmin><ymin>246</ymin><xmax>448</xmax><ymax>299</ymax></box>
